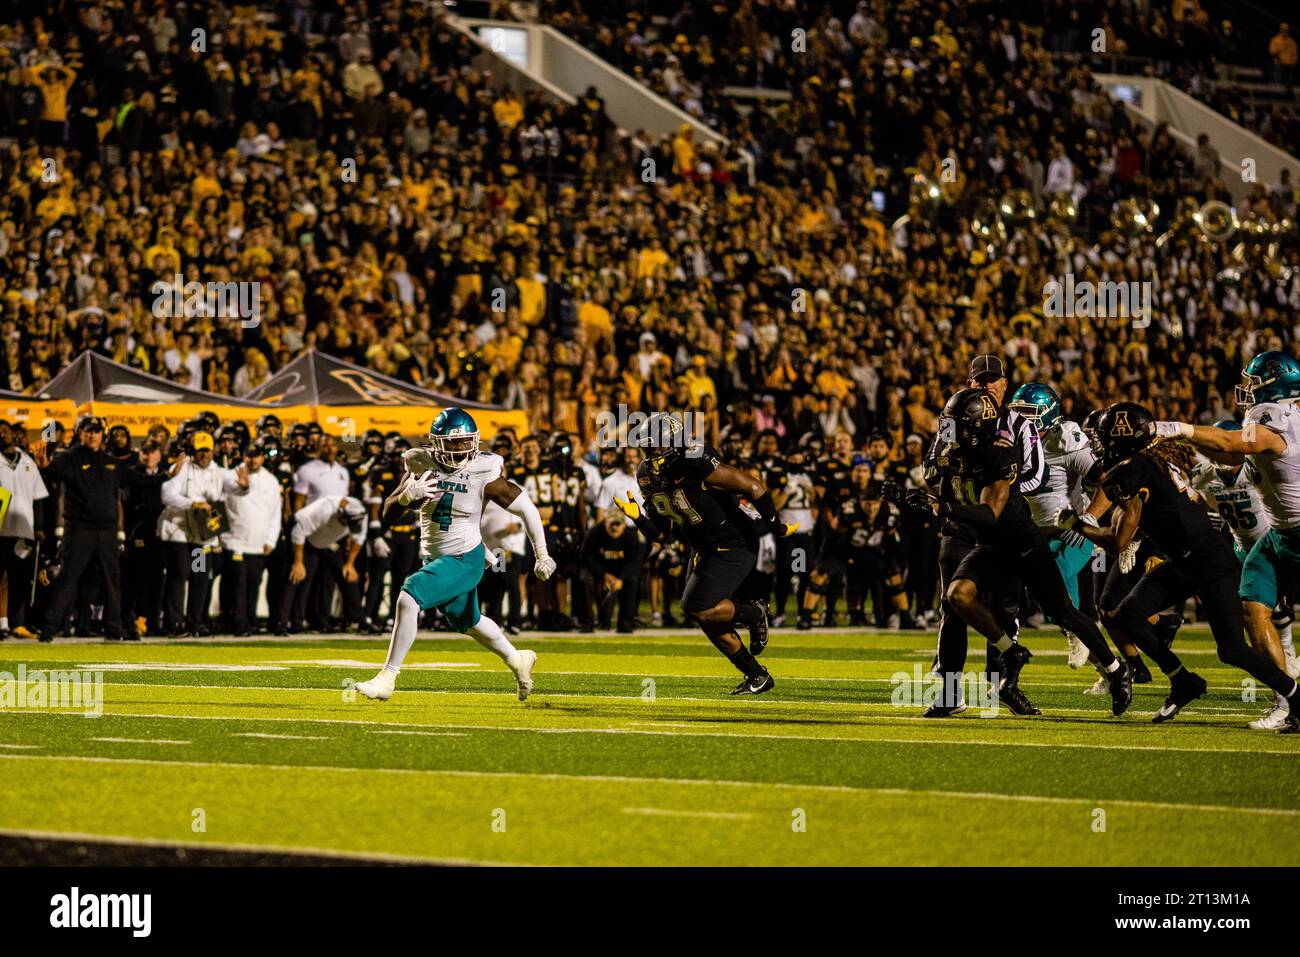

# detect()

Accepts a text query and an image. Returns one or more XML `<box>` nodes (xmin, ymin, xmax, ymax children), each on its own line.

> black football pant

<box><xmin>122</xmin><ymin>536</ymin><xmax>165</xmax><ymax>634</ymax></box>
<box><xmin>0</xmin><ymin>537</ymin><xmax>37</xmax><ymax>629</ymax></box>
<box><xmin>1113</xmin><ymin>541</ymin><xmax>1298</xmax><ymax>698</ymax></box>
<box><xmin>225</xmin><ymin>552</ymin><xmax>267</xmax><ymax>633</ymax></box>
<box><xmin>164</xmin><ymin>542</ymin><xmax>214</xmax><ymax>632</ymax></box>
<box><xmin>935</xmin><ymin>531</ymin><xmax>1019</xmax><ymax>674</ymax></box>
<box><xmin>388</xmin><ymin>531</ymin><xmax>422</xmax><ymax>621</ymax></box>
<box><xmin>44</xmin><ymin>527</ymin><xmax>124</xmax><ymax>639</ymax></box>
<box><xmin>941</xmin><ymin>533</ymin><xmax>1115</xmax><ymax>673</ymax></box>
<box><xmin>280</xmin><ymin>543</ymin><xmax>364</xmax><ymax>630</ymax></box>
<box><xmin>774</xmin><ymin>531</ymin><xmax>812</xmax><ymax>617</ymax></box>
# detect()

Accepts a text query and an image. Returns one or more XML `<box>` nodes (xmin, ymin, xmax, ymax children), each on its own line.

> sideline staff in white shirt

<box><xmin>0</xmin><ymin>419</ymin><xmax>49</xmax><ymax>634</ymax></box>
<box><xmin>221</xmin><ymin>439</ymin><xmax>282</xmax><ymax>635</ymax></box>
<box><xmin>277</xmin><ymin>495</ymin><xmax>373</xmax><ymax>633</ymax></box>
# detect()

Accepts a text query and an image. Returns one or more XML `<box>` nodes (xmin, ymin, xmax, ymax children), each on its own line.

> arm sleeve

<box><xmin>505</xmin><ymin>489</ymin><xmax>549</xmax><ymax>558</ymax></box>
<box><xmin>264</xmin><ymin>484</ymin><xmax>282</xmax><ymax>550</ymax></box>
<box><xmin>290</xmin><ymin>502</ymin><xmax>315</xmax><ymax>545</ymax></box>
<box><xmin>1014</xmin><ymin>417</ymin><xmax>1046</xmax><ymax>494</ymax></box>
<box><xmin>160</xmin><ymin>470</ymin><xmax>191</xmax><ymax>509</ymax></box>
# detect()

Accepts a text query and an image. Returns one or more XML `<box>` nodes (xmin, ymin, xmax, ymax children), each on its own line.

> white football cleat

<box><xmin>508</xmin><ymin>649</ymin><xmax>537</xmax><ymax>701</ymax></box>
<box><xmin>1083</xmin><ymin>675</ymin><xmax>1109</xmax><ymax>695</ymax></box>
<box><xmin>1065</xmin><ymin>632</ymin><xmax>1090</xmax><ymax>669</ymax></box>
<box><xmin>355</xmin><ymin>670</ymin><xmax>396</xmax><ymax>701</ymax></box>
<box><xmin>1248</xmin><ymin>694</ymin><xmax>1290</xmax><ymax>730</ymax></box>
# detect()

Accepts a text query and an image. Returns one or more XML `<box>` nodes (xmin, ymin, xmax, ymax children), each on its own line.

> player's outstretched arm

<box><xmin>1157</xmin><ymin>421</ymin><xmax>1285</xmax><ymax>456</ymax></box>
<box><xmin>486</xmin><ymin>476</ymin><xmax>555</xmax><ymax>580</ymax></box>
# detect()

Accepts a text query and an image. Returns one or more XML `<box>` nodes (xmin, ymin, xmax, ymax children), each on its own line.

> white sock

<box><xmin>467</xmin><ymin>614</ymin><xmax>519</xmax><ymax>663</ymax></box>
<box><xmin>381</xmin><ymin>591</ymin><xmax>421</xmax><ymax>674</ymax></box>
<box><xmin>1104</xmin><ymin>658</ymin><xmax>1120</xmax><ymax>673</ymax></box>
<box><xmin>0</xmin><ymin>617</ymin><xmax>9</xmax><ymax>631</ymax></box>
<box><xmin>1279</xmin><ymin>621</ymin><xmax>1295</xmax><ymax>658</ymax></box>
<box><xmin>993</xmin><ymin>634</ymin><xmax>1014</xmax><ymax>652</ymax></box>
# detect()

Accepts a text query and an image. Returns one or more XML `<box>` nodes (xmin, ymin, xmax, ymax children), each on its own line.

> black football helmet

<box><xmin>630</xmin><ymin>412</ymin><xmax>687</xmax><ymax>469</ymax></box>
<box><xmin>1095</xmin><ymin>402</ymin><xmax>1155</xmax><ymax>463</ymax></box>
<box><xmin>934</xmin><ymin>387</ymin><xmax>1002</xmax><ymax>465</ymax></box>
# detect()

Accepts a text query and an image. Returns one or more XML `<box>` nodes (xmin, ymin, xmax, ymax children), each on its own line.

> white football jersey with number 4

<box><xmin>409</xmin><ymin>451</ymin><xmax>504</xmax><ymax>560</ymax></box>
<box><xmin>1243</xmin><ymin>401</ymin><xmax>1300</xmax><ymax>530</ymax></box>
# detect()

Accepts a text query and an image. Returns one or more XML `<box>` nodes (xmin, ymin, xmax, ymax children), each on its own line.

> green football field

<box><xmin>0</xmin><ymin>627</ymin><xmax>1297</xmax><ymax>866</ymax></box>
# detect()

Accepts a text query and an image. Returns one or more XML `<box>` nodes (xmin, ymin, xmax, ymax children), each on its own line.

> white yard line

<box><xmin>89</xmin><ymin>737</ymin><xmax>189</xmax><ymax>745</ymax></box>
<box><xmin>232</xmin><ymin>732</ymin><xmax>330</xmax><ymax>741</ymax></box>
<box><xmin>621</xmin><ymin>807</ymin><xmax>756</xmax><ymax>820</ymax></box>
<box><xmin>366</xmin><ymin>730</ymin><xmax>468</xmax><ymax>737</ymax></box>
<box><xmin>0</xmin><ymin>751</ymin><xmax>1291</xmax><ymax>819</ymax></box>
<box><xmin>8</xmin><ymin>707</ymin><xmax>1298</xmax><ymax>755</ymax></box>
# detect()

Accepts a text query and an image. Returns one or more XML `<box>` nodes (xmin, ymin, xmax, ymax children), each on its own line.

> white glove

<box><xmin>368</xmin><ymin>537</ymin><xmax>391</xmax><ymax>559</ymax></box>
<box><xmin>402</xmin><ymin>446</ymin><xmax>437</xmax><ymax>474</ymax></box>
<box><xmin>1118</xmin><ymin>539</ymin><xmax>1139</xmax><ymax>574</ymax></box>
<box><xmin>399</xmin><ymin>471</ymin><xmax>438</xmax><ymax>506</ymax></box>
<box><xmin>533</xmin><ymin>554</ymin><xmax>557</xmax><ymax>580</ymax></box>
<box><xmin>1154</xmin><ymin>421</ymin><xmax>1193</xmax><ymax>439</ymax></box>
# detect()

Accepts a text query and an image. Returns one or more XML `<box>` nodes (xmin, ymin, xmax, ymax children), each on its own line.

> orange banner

<box><xmin>81</xmin><ymin>402</ymin><xmax>316</xmax><ymax>435</ymax></box>
<box><xmin>0</xmin><ymin>398</ymin><xmax>79</xmax><ymax>433</ymax></box>
<box><xmin>313</xmin><ymin>405</ymin><xmax>528</xmax><ymax>439</ymax></box>
<box><xmin>75</xmin><ymin>402</ymin><xmax>526</xmax><ymax>440</ymax></box>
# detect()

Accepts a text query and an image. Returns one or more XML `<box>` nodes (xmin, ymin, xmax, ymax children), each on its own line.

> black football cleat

<box><xmin>747</xmin><ymin>601</ymin><xmax>769</xmax><ymax>656</ymax></box>
<box><xmin>1280</xmin><ymin>711</ymin><xmax>1300</xmax><ymax>734</ymax></box>
<box><xmin>730</xmin><ymin>671</ymin><xmax>775</xmax><ymax>696</ymax></box>
<box><xmin>1125</xmin><ymin>654</ymin><xmax>1152</xmax><ymax>684</ymax></box>
<box><xmin>1108</xmin><ymin>661</ymin><xmax>1134</xmax><ymax>716</ymax></box>
<box><xmin>1152</xmin><ymin>670</ymin><xmax>1208</xmax><ymax>724</ymax></box>
<box><xmin>998</xmin><ymin>685</ymin><xmax>1042</xmax><ymax>716</ymax></box>
<box><xmin>796</xmin><ymin>614</ymin><xmax>813</xmax><ymax>631</ymax></box>
<box><xmin>923</xmin><ymin>701</ymin><xmax>968</xmax><ymax>718</ymax></box>
<box><xmin>996</xmin><ymin>643</ymin><xmax>1032</xmax><ymax>691</ymax></box>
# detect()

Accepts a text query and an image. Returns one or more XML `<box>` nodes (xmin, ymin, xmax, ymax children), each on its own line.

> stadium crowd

<box><xmin>0</xmin><ymin>1</ymin><xmax>1297</xmax><ymax>638</ymax></box>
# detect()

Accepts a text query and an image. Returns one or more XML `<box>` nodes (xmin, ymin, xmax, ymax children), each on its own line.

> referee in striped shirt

<box><xmin>926</xmin><ymin>355</ymin><xmax>1044</xmax><ymax>684</ymax></box>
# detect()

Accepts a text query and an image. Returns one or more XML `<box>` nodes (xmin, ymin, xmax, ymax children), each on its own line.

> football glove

<box><xmin>400</xmin><ymin>472</ymin><xmax>438</xmax><ymax>506</ymax></box>
<box><xmin>776</xmin><ymin>521</ymin><xmax>800</xmax><ymax>537</ymax></box>
<box><xmin>1055</xmin><ymin>507</ymin><xmax>1079</xmax><ymax>531</ymax></box>
<box><xmin>881</xmin><ymin>480</ymin><xmax>906</xmax><ymax>506</ymax></box>
<box><xmin>1154</xmin><ymin>421</ymin><xmax>1193</xmax><ymax>439</ymax></box>
<box><xmin>612</xmin><ymin>495</ymin><xmax>640</xmax><ymax>521</ymax></box>
<box><xmin>903</xmin><ymin>487</ymin><xmax>939</xmax><ymax>514</ymax></box>
<box><xmin>534</xmin><ymin>555</ymin><xmax>557</xmax><ymax>580</ymax></box>
<box><xmin>1118</xmin><ymin>539</ymin><xmax>1140</xmax><ymax>574</ymax></box>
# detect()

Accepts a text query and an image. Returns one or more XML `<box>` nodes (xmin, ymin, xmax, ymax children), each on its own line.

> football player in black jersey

<box><xmin>893</xmin><ymin>388</ymin><xmax>1132</xmax><ymax>718</ymax></box>
<box><xmin>615</xmin><ymin>412</ymin><xmax>796</xmax><ymax>695</ymax></box>
<box><xmin>1067</xmin><ymin>402</ymin><xmax>1300</xmax><ymax>730</ymax></box>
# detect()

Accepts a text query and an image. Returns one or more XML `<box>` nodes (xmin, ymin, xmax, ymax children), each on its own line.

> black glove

<box><xmin>881</xmin><ymin>480</ymin><xmax>906</xmax><ymax>506</ymax></box>
<box><xmin>903</xmin><ymin>487</ymin><xmax>941</xmax><ymax>515</ymax></box>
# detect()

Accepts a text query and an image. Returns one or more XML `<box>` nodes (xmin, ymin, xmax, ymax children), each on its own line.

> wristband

<box><xmin>116</xmin><ymin>530</ymin><xmax>126</xmax><ymax>542</ymax></box>
<box><xmin>1080</xmin><ymin>513</ymin><xmax>1100</xmax><ymax>528</ymax></box>
<box><xmin>54</xmin><ymin>526</ymin><xmax>64</xmax><ymax>539</ymax></box>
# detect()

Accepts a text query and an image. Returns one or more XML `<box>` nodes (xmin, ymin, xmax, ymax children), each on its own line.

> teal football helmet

<box><xmin>1008</xmin><ymin>382</ymin><xmax>1062</xmax><ymax>431</ymax></box>
<box><xmin>1236</xmin><ymin>352</ymin><xmax>1300</xmax><ymax>407</ymax></box>
<box><xmin>428</xmin><ymin>408</ymin><xmax>480</xmax><ymax>470</ymax></box>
